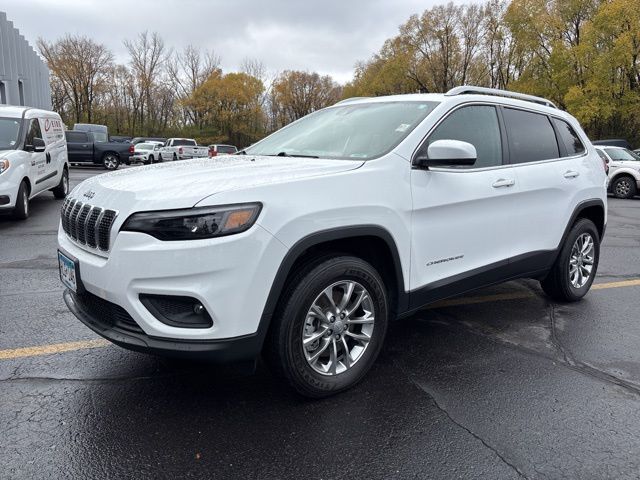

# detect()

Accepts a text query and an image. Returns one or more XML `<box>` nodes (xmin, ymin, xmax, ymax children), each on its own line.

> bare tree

<box><xmin>38</xmin><ymin>35</ymin><xmax>114</xmax><ymax>123</ymax></box>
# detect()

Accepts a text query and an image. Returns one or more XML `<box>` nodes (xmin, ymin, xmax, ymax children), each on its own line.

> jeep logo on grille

<box><xmin>83</xmin><ymin>190</ymin><xmax>95</xmax><ymax>199</ymax></box>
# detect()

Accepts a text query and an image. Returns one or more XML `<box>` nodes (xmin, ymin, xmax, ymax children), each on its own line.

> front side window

<box><xmin>552</xmin><ymin>118</ymin><xmax>585</xmax><ymax>156</ymax></box>
<box><xmin>245</xmin><ymin>101</ymin><xmax>439</xmax><ymax>160</ymax></box>
<box><xmin>419</xmin><ymin>105</ymin><xmax>503</xmax><ymax>168</ymax></box>
<box><xmin>25</xmin><ymin>119</ymin><xmax>43</xmax><ymax>146</ymax></box>
<box><xmin>504</xmin><ymin>108</ymin><xmax>559</xmax><ymax>163</ymax></box>
<box><xmin>0</xmin><ymin>117</ymin><xmax>22</xmax><ymax>149</ymax></box>
<box><xmin>604</xmin><ymin>148</ymin><xmax>640</xmax><ymax>162</ymax></box>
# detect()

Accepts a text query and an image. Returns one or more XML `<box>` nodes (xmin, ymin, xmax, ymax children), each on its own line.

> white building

<box><xmin>0</xmin><ymin>11</ymin><xmax>51</xmax><ymax>110</ymax></box>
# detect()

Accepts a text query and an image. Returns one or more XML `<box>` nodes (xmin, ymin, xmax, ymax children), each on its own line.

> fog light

<box><xmin>193</xmin><ymin>303</ymin><xmax>205</xmax><ymax>315</ymax></box>
<box><xmin>139</xmin><ymin>294</ymin><xmax>213</xmax><ymax>328</ymax></box>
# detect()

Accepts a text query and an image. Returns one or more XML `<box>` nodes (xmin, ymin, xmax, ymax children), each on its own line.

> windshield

<box><xmin>0</xmin><ymin>117</ymin><xmax>22</xmax><ymax>150</ymax></box>
<box><xmin>244</xmin><ymin>101</ymin><xmax>439</xmax><ymax>160</ymax></box>
<box><xmin>605</xmin><ymin>148</ymin><xmax>640</xmax><ymax>161</ymax></box>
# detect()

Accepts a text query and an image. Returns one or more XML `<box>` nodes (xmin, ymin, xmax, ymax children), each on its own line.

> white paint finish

<box><xmin>57</xmin><ymin>90</ymin><xmax>607</xmax><ymax>346</ymax></box>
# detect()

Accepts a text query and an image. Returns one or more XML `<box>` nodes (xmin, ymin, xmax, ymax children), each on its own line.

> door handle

<box><xmin>492</xmin><ymin>178</ymin><xmax>515</xmax><ymax>188</ymax></box>
<box><xmin>564</xmin><ymin>170</ymin><xmax>580</xmax><ymax>178</ymax></box>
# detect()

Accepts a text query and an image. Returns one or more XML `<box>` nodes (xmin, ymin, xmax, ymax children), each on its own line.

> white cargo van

<box><xmin>0</xmin><ymin>106</ymin><xmax>69</xmax><ymax>219</ymax></box>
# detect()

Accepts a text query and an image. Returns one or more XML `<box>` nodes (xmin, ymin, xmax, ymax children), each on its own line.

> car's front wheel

<box><xmin>541</xmin><ymin>218</ymin><xmax>600</xmax><ymax>302</ymax></box>
<box><xmin>265</xmin><ymin>255</ymin><xmax>388</xmax><ymax>398</ymax></box>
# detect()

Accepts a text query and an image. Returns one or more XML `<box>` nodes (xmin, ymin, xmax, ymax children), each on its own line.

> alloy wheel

<box><xmin>615</xmin><ymin>179</ymin><xmax>631</xmax><ymax>197</ymax></box>
<box><xmin>302</xmin><ymin>280</ymin><xmax>375</xmax><ymax>376</ymax></box>
<box><xmin>569</xmin><ymin>233</ymin><xmax>594</xmax><ymax>288</ymax></box>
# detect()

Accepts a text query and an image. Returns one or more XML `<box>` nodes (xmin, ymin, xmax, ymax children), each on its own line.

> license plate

<box><xmin>58</xmin><ymin>250</ymin><xmax>78</xmax><ymax>293</ymax></box>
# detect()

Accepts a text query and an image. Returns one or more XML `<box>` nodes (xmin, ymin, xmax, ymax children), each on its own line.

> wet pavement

<box><xmin>1</xmin><ymin>167</ymin><xmax>639</xmax><ymax>479</ymax></box>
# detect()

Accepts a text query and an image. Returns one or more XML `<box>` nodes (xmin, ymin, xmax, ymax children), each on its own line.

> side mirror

<box><xmin>25</xmin><ymin>137</ymin><xmax>46</xmax><ymax>153</ymax></box>
<box><xmin>414</xmin><ymin>139</ymin><xmax>477</xmax><ymax>168</ymax></box>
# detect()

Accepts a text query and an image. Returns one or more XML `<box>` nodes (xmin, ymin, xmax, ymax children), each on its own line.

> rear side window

<box><xmin>423</xmin><ymin>105</ymin><xmax>503</xmax><ymax>168</ymax></box>
<box><xmin>65</xmin><ymin>131</ymin><xmax>88</xmax><ymax>143</ymax></box>
<box><xmin>552</xmin><ymin>118</ymin><xmax>585</xmax><ymax>156</ymax></box>
<box><xmin>503</xmin><ymin>108</ymin><xmax>559</xmax><ymax>163</ymax></box>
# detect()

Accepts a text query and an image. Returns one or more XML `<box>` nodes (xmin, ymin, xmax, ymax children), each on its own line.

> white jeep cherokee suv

<box><xmin>58</xmin><ymin>87</ymin><xmax>607</xmax><ymax>397</ymax></box>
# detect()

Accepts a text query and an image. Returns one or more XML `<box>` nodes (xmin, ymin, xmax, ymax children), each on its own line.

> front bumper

<box><xmin>0</xmin><ymin>175</ymin><xmax>20</xmax><ymax>209</ymax></box>
<box><xmin>58</xmin><ymin>223</ymin><xmax>288</xmax><ymax>344</ymax></box>
<box><xmin>64</xmin><ymin>289</ymin><xmax>264</xmax><ymax>361</ymax></box>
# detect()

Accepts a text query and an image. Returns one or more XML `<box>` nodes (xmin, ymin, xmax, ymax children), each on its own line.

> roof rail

<box><xmin>445</xmin><ymin>86</ymin><xmax>557</xmax><ymax>109</ymax></box>
<box><xmin>334</xmin><ymin>97</ymin><xmax>370</xmax><ymax>105</ymax></box>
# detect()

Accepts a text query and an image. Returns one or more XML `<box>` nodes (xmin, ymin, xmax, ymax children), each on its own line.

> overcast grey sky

<box><xmin>4</xmin><ymin>0</ymin><xmax>476</xmax><ymax>83</ymax></box>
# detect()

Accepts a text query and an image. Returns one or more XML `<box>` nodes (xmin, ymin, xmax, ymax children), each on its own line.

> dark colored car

<box><xmin>131</xmin><ymin>137</ymin><xmax>167</xmax><ymax>145</ymax></box>
<box><xmin>65</xmin><ymin>130</ymin><xmax>132</xmax><ymax>170</ymax></box>
<box><xmin>592</xmin><ymin>139</ymin><xmax>633</xmax><ymax>149</ymax></box>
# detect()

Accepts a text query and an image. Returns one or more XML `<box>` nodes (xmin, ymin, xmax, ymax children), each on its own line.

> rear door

<box><xmin>505</xmin><ymin>108</ymin><xmax>586</xmax><ymax>261</ymax></box>
<box><xmin>410</xmin><ymin>103</ymin><xmax>518</xmax><ymax>299</ymax></box>
<box><xmin>65</xmin><ymin>131</ymin><xmax>91</xmax><ymax>162</ymax></box>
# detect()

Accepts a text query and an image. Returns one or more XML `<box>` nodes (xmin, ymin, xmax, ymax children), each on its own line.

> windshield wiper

<box><xmin>271</xmin><ymin>151</ymin><xmax>319</xmax><ymax>159</ymax></box>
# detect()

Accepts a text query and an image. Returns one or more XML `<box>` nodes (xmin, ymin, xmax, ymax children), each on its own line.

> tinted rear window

<box><xmin>503</xmin><ymin>108</ymin><xmax>559</xmax><ymax>163</ymax></box>
<box><xmin>218</xmin><ymin>146</ymin><xmax>237</xmax><ymax>154</ymax></box>
<box><xmin>552</xmin><ymin>118</ymin><xmax>585</xmax><ymax>156</ymax></box>
<box><xmin>172</xmin><ymin>139</ymin><xmax>197</xmax><ymax>146</ymax></box>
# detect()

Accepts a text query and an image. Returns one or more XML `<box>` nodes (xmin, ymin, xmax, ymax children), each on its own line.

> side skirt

<box><xmin>400</xmin><ymin>250</ymin><xmax>556</xmax><ymax>317</ymax></box>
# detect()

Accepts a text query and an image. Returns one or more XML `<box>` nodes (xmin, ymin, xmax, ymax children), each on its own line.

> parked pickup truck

<box><xmin>64</xmin><ymin>130</ymin><xmax>132</xmax><ymax>170</ymax></box>
<box><xmin>158</xmin><ymin>138</ymin><xmax>209</xmax><ymax>162</ymax></box>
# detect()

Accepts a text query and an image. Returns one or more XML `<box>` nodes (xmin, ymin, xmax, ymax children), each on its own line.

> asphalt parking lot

<box><xmin>1</xmin><ymin>167</ymin><xmax>639</xmax><ymax>479</ymax></box>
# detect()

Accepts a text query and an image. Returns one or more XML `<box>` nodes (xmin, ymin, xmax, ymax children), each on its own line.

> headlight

<box><xmin>0</xmin><ymin>159</ymin><xmax>10</xmax><ymax>174</ymax></box>
<box><xmin>121</xmin><ymin>203</ymin><xmax>262</xmax><ymax>240</ymax></box>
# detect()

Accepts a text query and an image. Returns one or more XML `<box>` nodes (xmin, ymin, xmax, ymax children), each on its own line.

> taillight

<box><xmin>179</xmin><ymin>147</ymin><xmax>183</xmax><ymax>155</ymax></box>
<box><xmin>210</xmin><ymin>150</ymin><xmax>217</xmax><ymax>157</ymax></box>
<box><xmin>128</xmin><ymin>145</ymin><xmax>134</xmax><ymax>154</ymax></box>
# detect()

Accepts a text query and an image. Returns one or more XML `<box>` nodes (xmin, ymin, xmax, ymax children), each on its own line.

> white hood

<box><xmin>70</xmin><ymin>156</ymin><xmax>363</xmax><ymax>211</ymax></box>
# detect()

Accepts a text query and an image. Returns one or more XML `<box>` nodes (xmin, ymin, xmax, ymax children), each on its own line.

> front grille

<box><xmin>61</xmin><ymin>198</ymin><xmax>117</xmax><ymax>251</ymax></box>
<box><xmin>73</xmin><ymin>290</ymin><xmax>144</xmax><ymax>334</ymax></box>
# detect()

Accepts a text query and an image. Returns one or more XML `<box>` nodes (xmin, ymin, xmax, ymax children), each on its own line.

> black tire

<box><xmin>103</xmin><ymin>153</ymin><xmax>119</xmax><ymax>170</ymax></box>
<box><xmin>13</xmin><ymin>180</ymin><xmax>29</xmax><ymax>220</ymax></box>
<box><xmin>52</xmin><ymin>167</ymin><xmax>69</xmax><ymax>199</ymax></box>
<box><xmin>611</xmin><ymin>175</ymin><xmax>637</xmax><ymax>199</ymax></box>
<box><xmin>265</xmin><ymin>255</ymin><xmax>388</xmax><ymax>398</ymax></box>
<box><xmin>158</xmin><ymin>154</ymin><xmax>163</xmax><ymax>163</ymax></box>
<box><xmin>172</xmin><ymin>153</ymin><xmax>178</xmax><ymax>161</ymax></box>
<box><xmin>541</xmin><ymin>218</ymin><xmax>600</xmax><ymax>302</ymax></box>
<box><xmin>148</xmin><ymin>155</ymin><xmax>154</xmax><ymax>164</ymax></box>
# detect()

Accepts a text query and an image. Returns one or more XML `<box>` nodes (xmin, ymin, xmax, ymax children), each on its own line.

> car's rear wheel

<box><xmin>147</xmin><ymin>155</ymin><xmax>154</xmax><ymax>164</ymax></box>
<box><xmin>158</xmin><ymin>154</ymin><xmax>163</xmax><ymax>162</ymax></box>
<box><xmin>103</xmin><ymin>153</ymin><xmax>119</xmax><ymax>170</ymax></box>
<box><xmin>172</xmin><ymin>153</ymin><xmax>178</xmax><ymax>161</ymax></box>
<box><xmin>265</xmin><ymin>255</ymin><xmax>388</xmax><ymax>398</ymax></box>
<box><xmin>52</xmin><ymin>167</ymin><xmax>69</xmax><ymax>199</ymax></box>
<box><xmin>541</xmin><ymin>218</ymin><xmax>600</xmax><ymax>302</ymax></box>
<box><xmin>611</xmin><ymin>175</ymin><xmax>637</xmax><ymax>199</ymax></box>
<box><xmin>13</xmin><ymin>180</ymin><xmax>29</xmax><ymax>220</ymax></box>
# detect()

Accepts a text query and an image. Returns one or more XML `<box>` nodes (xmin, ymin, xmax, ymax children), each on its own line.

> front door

<box><xmin>410</xmin><ymin>104</ymin><xmax>518</xmax><ymax>306</ymax></box>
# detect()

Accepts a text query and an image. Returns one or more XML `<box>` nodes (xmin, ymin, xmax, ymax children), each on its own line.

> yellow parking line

<box><xmin>1</xmin><ymin>279</ymin><xmax>639</xmax><ymax>361</ymax></box>
<box><xmin>591</xmin><ymin>279</ymin><xmax>640</xmax><ymax>290</ymax></box>
<box><xmin>0</xmin><ymin>339</ymin><xmax>110</xmax><ymax>360</ymax></box>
